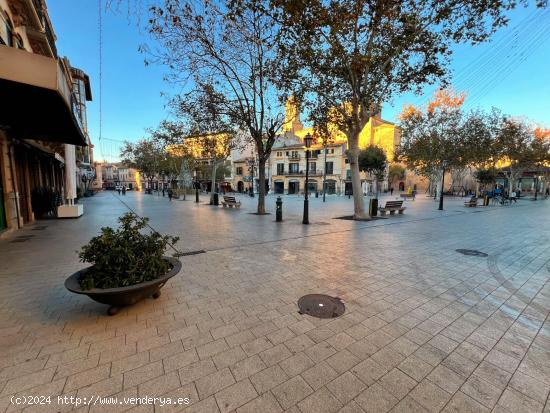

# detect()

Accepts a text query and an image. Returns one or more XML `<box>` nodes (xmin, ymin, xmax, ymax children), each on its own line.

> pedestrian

<box><xmin>122</xmin><ymin>186</ymin><xmax>126</xmax><ymax>196</ymax></box>
<box><xmin>412</xmin><ymin>189</ymin><xmax>416</xmax><ymax>201</ymax></box>
<box><xmin>167</xmin><ymin>188</ymin><xmax>173</xmax><ymax>201</ymax></box>
<box><xmin>117</xmin><ymin>187</ymin><xmax>121</xmax><ymax>195</ymax></box>
<box><xmin>162</xmin><ymin>187</ymin><xmax>165</xmax><ymax>197</ymax></box>
<box><xmin>510</xmin><ymin>190</ymin><xmax>517</xmax><ymax>203</ymax></box>
<box><xmin>390</xmin><ymin>187</ymin><xmax>394</xmax><ymax>195</ymax></box>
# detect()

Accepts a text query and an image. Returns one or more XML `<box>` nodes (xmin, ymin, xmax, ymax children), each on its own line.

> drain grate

<box><xmin>298</xmin><ymin>294</ymin><xmax>345</xmax><ymax>319</ymax></box>
<box><xmin>10</xmin><ymin>235</ymin><xmax>34</xmax><ymax>243</ymax></box>
<box><xmin>456</xmin><ymin>249</ymin><xmax>488</xmax><ymax>257</ymax></box>
<box><xmin>173</xmin><ymin>250</ymin><xmax>206</xmax><ymax>257</ymax></box>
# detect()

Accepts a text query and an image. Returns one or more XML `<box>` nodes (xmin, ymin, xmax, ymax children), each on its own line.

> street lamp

<box><xmin>194</xmin><ymin>167</ymin><xmax>199</xmax><ymax>203</ymax></box>
<box><xmin>248</xmin><ymin>158</ymin><xmax>255</xmax><ymax>197</ymax></box>
<box><xmin>303</xmin><ymin>133</ymin><xmax>313</xmax><ymax>224</ymax></box>
<box><xmin>438</xmin><ymin>160</ymin><xmax>448</xmax><ymax>211</ymax></box>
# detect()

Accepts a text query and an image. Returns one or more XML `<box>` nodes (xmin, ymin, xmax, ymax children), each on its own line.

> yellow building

<box><xmin>270</xmin><ymin>100</ymin><xmax>401</xmax><ymax>195</ymax></box>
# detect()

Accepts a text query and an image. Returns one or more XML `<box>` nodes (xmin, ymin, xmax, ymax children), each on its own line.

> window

<box><xmin>276</xmin><ymin>163</ymin><xmax>284</xmax><ymax>175</ymax></box>
<box><xmin>309</xmin><ymin>162</ymin><xmax>316</xmax><ymax>172</ymax></box>
<box><xmin>276</xmin><ymin>151</ymin><xmax>282</xmax><ymax>157</ymax></box>
<box><xmin>289</xmin><ymin>163</ymin><xmax>299</xmax><ymax>173</ymax></box>
<box><xmin>291</xmin><ymin>150</ymin><xmax>299</xmax><ymax>158</ymax></box>
<box><xmin>346</xmin><ymin>170</ymin><xmax>351</xmax><ymax>180</ymax></box>
<box><xmin>236</xmin><ymin>166</ymin><xmax>243</xmax><ymax>175</ymax></box>
<box><xmin>286</xmin><ymin>151</ymin><xmax>289</xmax><ymax>156</ymax></box>
<box><xmin>325</xmin><ymin>161</ymin><xmax>333</xmax><ymax>175</ymax></box>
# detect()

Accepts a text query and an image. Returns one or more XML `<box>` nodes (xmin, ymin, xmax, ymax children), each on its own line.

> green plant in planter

<box><xmin>78</xmin><ymin>213</ymin><xmax>179</xmax><ymax>290</ymax></box>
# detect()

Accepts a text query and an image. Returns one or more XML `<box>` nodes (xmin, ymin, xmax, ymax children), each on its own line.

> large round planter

<box><xmin>65</xmin><ymin>257</ymin><xmax>181</xmax><ymax>315</ymax></box>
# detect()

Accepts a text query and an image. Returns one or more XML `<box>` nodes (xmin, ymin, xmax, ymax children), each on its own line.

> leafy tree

<box><xmin>388</xmin><ymin>164</ymin><xmax>405</xmax><ymax>189</ymax></box>
<box><xmin>397</xmin><ymin>90</ymin><xmax>466</xmax><ymax>197</ymax></box>
<box><xmin>148</xmin><ymin>121</ymin><xmax>188</xmax><ymax>192</ymax></box>
<box><xmin>497</xmin><ymin>118</ymin><xmax>535</xmax><ymax>193</ymax></box>
<box><xmin>358</xmin><ymin>145</ymin><xmax>387</xmax><ymax>199</ymax></box>
<box><xmin>145</xmin><ymin>0</ymin><xmax>287</xmax><ymax>214</ymax></box>
<box><xmin>474</xmin><ymin>169</ymin><xmax>496</xmax><ymax>191</ymax></box>
<box><xmin>120</xmin><ymin>139</ymin><xmax>164</xmax><ymax>190</ymax></box>
<box><xmin>531</xmin><ymin>129</ymin><xmax>550</xmax><ymax>197</ymax></box>
<box><xmin>274</xmin><ymin>0</ymin><xmax>533</xmax><ymax>219</ymax></box>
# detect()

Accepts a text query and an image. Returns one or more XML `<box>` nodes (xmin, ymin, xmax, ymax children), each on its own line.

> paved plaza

<box><xmin>0</xmin><ymin>191</ymin><xmax>549</xmax><ymax>413</ymax></box>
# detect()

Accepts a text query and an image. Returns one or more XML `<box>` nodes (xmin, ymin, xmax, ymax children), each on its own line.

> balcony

<box><xmin>0</xmin><ymin>46</ymin><xmax>86</xmax><ymax>145</ymax></box>
<box><xmin>289</xmin><ymin>154</ymin><xmax>300</xmax><ymax>160</ymax></box>
<box><xmin>279</xmin><ymin>169</ymin><xmax>324</xmax><ymax>176</ymax></box>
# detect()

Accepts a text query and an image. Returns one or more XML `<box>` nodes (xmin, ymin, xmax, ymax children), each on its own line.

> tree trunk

<box><xmin>347</xmin><ymin>137</ymin><xmax>367</xmax><ymax>219</ymax></box>
<box><xmin>257</xmin><ymin>158</ymin><xmax>267</xmax><ymax>214</ymax></box>
<box><xmin>210</xmin><ymin>158</ymin><xmax>218</xmax><ymax>204</ymax></box>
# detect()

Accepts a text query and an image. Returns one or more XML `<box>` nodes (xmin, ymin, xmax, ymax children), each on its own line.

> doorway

<box><xmin>288</xmin><ymin>181</ymin><xmax>299</xmax><ymax>194</ymax></box>
<box><xmin>274</xmin><ymin>181</ymin><xmax>284</xmax><ymax>194</ymax></box>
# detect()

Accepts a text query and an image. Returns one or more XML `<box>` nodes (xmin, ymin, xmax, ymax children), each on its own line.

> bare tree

<box><xmin>144</xmin><ymin>0</ymin><xmax>288</xmax><ymax>214</ymax></box>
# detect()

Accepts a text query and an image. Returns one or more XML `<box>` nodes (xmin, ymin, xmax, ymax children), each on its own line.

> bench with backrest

<box><xmin>379</xmin><ymin>200</ymin><xmax>406</xmax><ymax>216</ymax></box>
<box><xmin>464</xmin><ymin>196</ymin><xmax>477</xmax><ymax>207</ymax></box>
<box><xmin>221</xmin><ymin>195</ymin><xmax>241</xmax><ymax>208</ymax></box>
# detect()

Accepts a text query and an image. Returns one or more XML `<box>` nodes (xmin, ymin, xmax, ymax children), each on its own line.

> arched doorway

<box><xmin>237</xmin><ymin>181</ymin><xmax>244</xmax><ymax>193</ymax></box>
<box><xmin>399</xmin><ymin>181</ymin><xmax>405</xmax><ymax>191</ymax></box>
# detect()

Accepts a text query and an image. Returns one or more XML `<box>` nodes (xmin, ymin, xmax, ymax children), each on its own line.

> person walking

<box><xmin>168</xmin><ymin>188</ymin><xmax>173</xmax><ymax>201</ymax></box>
<box><xmin>122</xmin><ymin>186</ymin><xmax>126</xmax><ymax>196</ymax></box>
<box><xmin>510</xmin><ymin>190</ymin><xmax>517</xmax><ymax>203</ymax></box>
<box><xmin>117</xmin><ymin>187</ymin><xmax>121</xmax><ymax>195</ymax></box>
<box><xmin>390</xmin><ymin>187</ymin><xmax>394</xmax><ymax>196</ymax></box>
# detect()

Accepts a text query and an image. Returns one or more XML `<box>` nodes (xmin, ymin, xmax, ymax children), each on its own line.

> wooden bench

<box><xmin>221</xmin><ymin>196</ymin><xmax>241</xmax><ymax>208</ymax></box>
<box><xmin>379</xmin><ymin>200</ymin><xmax>406</xmax><ymax>216</ymax></box>
<box><xmin>464</xmin><ymin>197</ymin><xmax>477</xmax><ymax>207</ymax></box>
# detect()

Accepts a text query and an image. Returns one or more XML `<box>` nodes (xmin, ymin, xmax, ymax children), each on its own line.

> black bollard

<box><xmin>276</xmin><ymin>196</ymin><xmax>283</xmax><ymax>222</ymax></box>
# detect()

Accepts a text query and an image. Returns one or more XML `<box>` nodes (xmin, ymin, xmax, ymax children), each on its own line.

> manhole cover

<box><xmin>456</xmin><ymin>249</ymin><xmax>488</xmax><ymax>257</ymax></box>
<box><xmin>298</xmin><ymin>294</ymin><xmax>345</xmax><ymax>318</ymax></box>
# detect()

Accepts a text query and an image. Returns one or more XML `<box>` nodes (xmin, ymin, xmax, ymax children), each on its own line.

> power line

<box><xmin>404</xmin><ymin>8</ymin><xmax>549</xmax><ymax>111</ymax></box>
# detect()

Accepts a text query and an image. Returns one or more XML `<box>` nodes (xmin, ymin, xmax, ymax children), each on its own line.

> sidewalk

<box><xmin>0</xmin><ymin>191</ymin><xmax>549</xmax><ymax>413</ymax></box>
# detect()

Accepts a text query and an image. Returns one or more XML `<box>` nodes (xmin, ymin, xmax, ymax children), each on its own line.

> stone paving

<box><xmin>0</xmin><ymin>191</ymin><xmax>549</xmax><ymax>413</ymax></box>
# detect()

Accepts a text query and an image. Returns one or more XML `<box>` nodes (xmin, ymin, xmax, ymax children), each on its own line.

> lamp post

<box><xmin>194</xmin><ymin>167</ymin><xmax>199</xmax><ymax>203</ymax></box>
<box><xmin>248</xmin><ymin>158</ymin><xmax>254</xmax><ymax>197</ymax></box>
<box><xmin>438</xmin><ymin>160</ymin><xmax>448</xmax><ymax>211</ymax></box>
<box><xmin>322</xmin><ymin>142</ymin><xmax>327</xmax><ymax>202</ymax></box>
<box><xmin>303</xmin><ymin>133</ymin><xmax>313</xmax><ymax>224</ymax></box>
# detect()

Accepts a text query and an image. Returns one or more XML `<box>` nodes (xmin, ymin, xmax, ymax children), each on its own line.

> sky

<box><xmin>48</xmin><ymin>1</ymin><xmax>550</xmax><ymax>162</ymax></box>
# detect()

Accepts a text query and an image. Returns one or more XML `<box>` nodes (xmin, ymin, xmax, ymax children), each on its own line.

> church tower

<box><xmin>283</xmin><ymin>96</ymin><xmax>303</xmax><ymax>133</ymax></box>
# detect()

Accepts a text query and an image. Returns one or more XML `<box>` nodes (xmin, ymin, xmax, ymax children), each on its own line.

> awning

<box><xmin>0</xmin><ymin>46</ymin><xmax>86</xmax><ymax>146</ymax></box>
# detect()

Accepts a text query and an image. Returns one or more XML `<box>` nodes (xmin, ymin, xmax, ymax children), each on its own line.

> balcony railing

<box><xmin>279</xmin><ymin>169</ymin><xmax>324</xmax><ymax>176</ymax></box>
